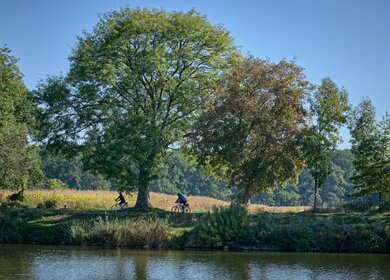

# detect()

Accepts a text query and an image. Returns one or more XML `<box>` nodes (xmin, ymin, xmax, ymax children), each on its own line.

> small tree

<box><xmin>188</xmin><ymin>57</ymin><xmax>311</xmax><ymax>203</ymax></box>
<box><xmin>301</xmin><ymin>78</ymin><xmax>349</xmax><ymax>210</ymax></box>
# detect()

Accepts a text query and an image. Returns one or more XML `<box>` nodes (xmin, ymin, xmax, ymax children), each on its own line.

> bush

<box><xmin>343</xmin><ymin>200</ymin><xmax>373</xmax><ymax>212</ymax></box>
<box><xmin>193</xmin><ymin>204</ymin><xmax>249</xmax><ymax>248</ymax></box>
<box><xmin>47</xmin><ymin>179</ymin><xmax>66</xmax><ymax>190</ymax></box>
<box><xmin>379</xmin><ymin>200</ymin><xmax>390</xmax><ymax>212</ymax></box>
<box><xmin>44</xmin><ymin>199</ymin><xmax>58</xmax><ymax>209</ymax></box>
<box><xmin>0</xmin><ymin>213</ymin><xmax>22</xmax><ymax>243</ymax></box>
<box><xmin>7</xmin><ymin>190</ymin><xmax>25</xmax><ymax>202</ymax></box>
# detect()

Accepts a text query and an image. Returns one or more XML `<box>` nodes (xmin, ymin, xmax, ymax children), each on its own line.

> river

<box><xmin>0</xmin><ymin>245</ymin><xmax>389</xmax><ymax>279</ymax></box>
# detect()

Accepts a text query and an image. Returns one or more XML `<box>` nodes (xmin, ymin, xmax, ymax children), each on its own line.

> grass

<box><xmin>69</xmin><ymin>216</ymin><xmax>169</xmax><ymax>248</ymax></box>
<box><xmin>2</xmin><ymin>189</ymin><xmax>387</xmax><ymax>252</ymax></box>
<box><xmin>0</xmin><ymin>189</ymin><xmax>307</xmax><ymax>213</ymax></box>
<box><xmin>0</xmin><ymin>205</ymin><xmax>389</xmax><ymax>252</ymax></box>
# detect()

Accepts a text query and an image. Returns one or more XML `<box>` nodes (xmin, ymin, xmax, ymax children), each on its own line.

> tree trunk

<box><xmin>313</xmin><ymin>178</ymin><xmax>318</xmax><ymax>211</ymax></box>
<box><xmin>135</xmin><ymin>164</ymin><xmax>151</xmax><ymax>209</ymax></box>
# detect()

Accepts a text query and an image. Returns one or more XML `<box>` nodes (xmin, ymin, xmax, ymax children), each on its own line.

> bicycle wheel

<box><xmin>111</xmin><ymin>204</ymin><xmax>118</xmax><ymax>210</ymax></box>
<box><xmin>171</xmin><ymin>206</ymin><xmax>180</xmax><ymax>213</ymax></box>
<box><xmin>120</xmin><ymin>202</ymin><xmax>128</xmax><ymax>210</ymax></box>
<box><xmin>184</xmin><ymin>206</ymin><xmax>191</xmax><ymax>213</ymax></box>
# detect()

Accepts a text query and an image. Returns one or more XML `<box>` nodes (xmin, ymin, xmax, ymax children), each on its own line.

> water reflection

<box><xmin>0</xmin><ymin>245</ymin><xmax>389</xmax><ymax>280</ymax></box>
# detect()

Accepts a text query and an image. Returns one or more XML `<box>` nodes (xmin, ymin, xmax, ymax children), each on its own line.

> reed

<box><xmin>69</xmin><ymin>216</ymin><xmax>169</xmax><ymax>248</ymax></box>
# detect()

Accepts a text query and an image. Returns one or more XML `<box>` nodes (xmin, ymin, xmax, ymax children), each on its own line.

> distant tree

<box><xmin>252</xmin><ymin>149</ymin><xmax>355</xmax><ymax>206</ymax></box>
<box><xmin>301</xmin><ymin>78</ymin><xmax>349</xmax><ymax>210</ymax></box>
<box><xmin>0</xmin><ymin>47</ymin><xmax>43</xmax><ymax>190</ymax></box>
<box><xmin>35</xmin><ymin>8</ymin><xmax>237</xmax><ymax>208</ymax></box>
<box><xmin>148</xmin><ymin>153</ymin><xmax>231</xmax><ymax>200</ymax></box>
<box><xmin>376</xmin><ymin>113</ymin><xmax>390</xmax><ymax>198</ymax></box>
<box><xmin>350</xmin><ymin>100</ymin><xmax>390</xmax><ymax>199</ymax></box>
<box><xmin>40</xmin><ymin>149</ymin><xmax>112</xmax><ymax>190</ymax></box>
<box><xmin>188</xmin><ymin>57</ymin><xmax>311</xmax><ymax>204</ymax></box>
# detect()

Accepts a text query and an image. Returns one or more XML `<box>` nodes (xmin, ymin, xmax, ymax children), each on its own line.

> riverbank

<box><xmin>1</xmin><ymin>207</ymin><xmax>389</xmax><ymax>253</ymax></box>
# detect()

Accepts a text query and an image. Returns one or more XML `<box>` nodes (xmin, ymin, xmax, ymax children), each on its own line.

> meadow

<box><xmin>0</xmin><ymin>189</ymin><xmax>308</xmax><ymax>213</ymax></box>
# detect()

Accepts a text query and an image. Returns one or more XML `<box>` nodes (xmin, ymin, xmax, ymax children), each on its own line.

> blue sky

<box><xmin>1</xmin><ymin>0</ymin><xmax>389</xmax><ymax>147</ymax></box>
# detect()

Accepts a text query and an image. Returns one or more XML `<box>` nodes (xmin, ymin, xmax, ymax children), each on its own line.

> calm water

<box><xmin>0</xmin><ymin>245</ymin><xmax>389</xmax><ymax>280</ymax></box>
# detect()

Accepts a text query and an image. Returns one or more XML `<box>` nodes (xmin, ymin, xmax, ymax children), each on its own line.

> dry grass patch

<box><xmin>0</xmin><ymin>190</ymin><xmax>308</xmax><ymax>213</ymax></box>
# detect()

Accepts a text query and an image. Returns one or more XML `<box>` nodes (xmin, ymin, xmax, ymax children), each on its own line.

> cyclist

<box><xmin>115</xmin><ymin>191</ymin><xmax>126</xmax><ymax>207</ymax></box>
<box><xmin>175</xmin><ymin>192</ymin><xmax>188</xmax><ymax>212</ymax></box>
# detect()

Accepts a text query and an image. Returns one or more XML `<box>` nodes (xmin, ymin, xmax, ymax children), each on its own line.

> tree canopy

<box><xmin>0</xmin><ymin>47</ymin><xmax>43</xmax><ymax>189</ymax></box>
<box><xmin>35</xmin><ymin>8</ymin><xmax>237</xmax><ymax>208</ymax></box>
<box><xmin>188</xmin><ymin>57</ymin><xmax>311</xmax><ymax>203</ymax></box>
<box><xmin>349</xmin><ymin>99</ymin><xmax>390</xmax><ymax>198</ymax></box>
<box><xmin>301</xmin><ymin>78</ymin><xmax>350</xmax><ymax>209</ymax></box>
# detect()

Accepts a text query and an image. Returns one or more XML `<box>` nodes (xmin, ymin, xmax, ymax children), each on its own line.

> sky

<box><xmin>1</xmin><ymin>0</ymin><xmax>389</xmax><ymax>147</ymax></box>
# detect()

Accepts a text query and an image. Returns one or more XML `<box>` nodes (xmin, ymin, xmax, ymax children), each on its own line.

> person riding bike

<box><xmin>175</xmin><ymin>192</ymin><xmax>188</xmax><ymax>211</ymax></box>
<box><xmin>115</xmin><ymin>191</ymin><xmax>126</xmax><ymax>207</ymax></box>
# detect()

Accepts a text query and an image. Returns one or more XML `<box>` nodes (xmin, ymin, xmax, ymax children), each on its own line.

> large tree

<box><xmin>0</xmin><ymin>47</ymin><xmax>43</xmax><ymax>189</ymax></box>
<box><xmin>301</xmin><ymin>78</ymin><xmax>349</xmax><ymax>210</ymax></box>
<box><xmin>35</xmin><ymin>8</ymin><xmax>236</xmax><ymax>208</ymax></box>
<box><xmin>188</xmin><ymin>57</ymin><xmax>311</xmax><ymax>204</ymax></box>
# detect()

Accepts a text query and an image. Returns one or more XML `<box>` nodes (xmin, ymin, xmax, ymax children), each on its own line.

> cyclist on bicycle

<box><xmin>175</xmin><ymin>192</ymin><xmax>188</xmax><ymax>211</ymax></box>
<box><xmin>115</xmin><ymin>191</ymin><xmax>126</xmax><ymax>206</ymax></box>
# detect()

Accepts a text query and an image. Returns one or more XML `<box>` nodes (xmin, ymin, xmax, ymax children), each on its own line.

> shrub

<box><xmin>343</xmin><ymin>200</ymin><xmax>373</xmax><ymax>212</ymax></box>
<box><xmin>194</xmin><ymin>204</ymin><xmax>249</xmax><ymax>248</ymax></box>
<box><xmin>44</xmin><ymin>199</ymin><xmax>58</xmax><ymax>209</ymax></box>
<box><xmin>379</xmin><ymin>200</ymin><xmax>390</xmax><ymax>212</ymax></box>
<box><xmin>7</xmin><ymin>190</ymin><xmax>25</xmax><ymax>202</ymax></box>
<box><xmin>47</xmin><ymin>179</ymin><xmax>66</xmax><ymax>190</ymax></box>
<box><xmin>0</xmin><ymin>213</ymin><xmax>22</xmax><ymax>243</ymax></box>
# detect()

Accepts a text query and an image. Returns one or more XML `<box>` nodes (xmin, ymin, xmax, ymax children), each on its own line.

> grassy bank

<box><xmin>1</xmin><ymin>205</ymin><xmax>389</xmax><ymax>252</ymax></box>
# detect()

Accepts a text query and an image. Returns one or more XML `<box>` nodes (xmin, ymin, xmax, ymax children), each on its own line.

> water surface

<box><xmin>0</xmin><ymin>245</ymin><xmax>389</xmax><ymax>279</ymax></box>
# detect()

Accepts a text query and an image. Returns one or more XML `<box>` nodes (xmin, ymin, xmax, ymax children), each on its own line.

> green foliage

<box><xmin>195</xmin><ymin>204</ymin><xmax>249</xmax><ymax>248</ymax></box>
<box><xmin>7</xmin><ymin>190</ymin><xmax>25</xmax><ymax>202</ymax></box>
<box><xmin>150</xmin><ymin>153</ymin><xmax>231</xmax><ymax>200</ymax></box>
<box><xmin>47</xmin><ymin>179</ymin><xmax>66</xmax><ymax>190</ymax></box>
<box><xmin>349</xmin><ymin>99</ymin><xmax>390</xmax><ymax>198</ymax></box>
<box><xmin>0</xmin><ymin>47</ymin><xmax>44</xmax><ymax>190</ymax></box>
<box><xmin>301</xmin><ymin>78</ymin><xmax>350</xmax><ymax>209</ymax></box>
<box><xmin>237</xmin><ymin>213</ymin><xmax>390</xmax><ymax>252</ymax></box>
<box><xmin>35</xmin><ymin>8</ymin><xmax>237</xmax><ymax>208</ymax></box>
<box><xmin>40</xmin><ymin>150</ymin><xmax>113</xmax><ymax>190</ymax></box>
<box><xmin>379</xmin><ymin>200</ymin><xmax>390</xmax><ymax>212</ymax></box>
<box><xmin>44</xmin><ymin>198</ymin><xmax>58</xmax><ymax>209</ymax></box>
<box><xmin>0</xmin><ymin>213</ymin><xmax>22</xmax><ymax>243</ymax></box>
<box><xmin>69</xmin><ymin>216</ymin><xmax>169</xmax><ymax>247</ymax></box>
<box><xmin>189</xmin><ymin>57</ymin><xmax>311</xmax><ymax>203</ymax></box>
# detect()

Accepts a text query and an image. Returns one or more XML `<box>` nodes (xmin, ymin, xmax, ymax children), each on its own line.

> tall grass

<box><xmin>0</xmin><ymin>189</ymin><xmax>309</xmax><ymax>213</ymax></box>
<box><xmin>0</xmin><ymin>213</ymin><xmax>22</xmax><ymax>243</ymax></box>
<box><xmin>69</xmin><ymin>216</ymin><xmax>169</xmax><ymax>248</ymax></box>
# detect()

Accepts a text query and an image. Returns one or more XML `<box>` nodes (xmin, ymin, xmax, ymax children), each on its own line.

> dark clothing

<box><xmin>176</xmin><ymin>193</ymin><xmax>187</xmax><ymax>204</ymax></box>
<box><xmin>116</xmin><ymin>193</ymin><xmax>126</xmax><ymax>205</ymax></box>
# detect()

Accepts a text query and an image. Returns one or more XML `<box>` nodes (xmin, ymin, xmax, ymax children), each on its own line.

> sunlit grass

<box><xmin>0</xmin><ymin>189</ymin><xmax>308</xmax><ymax>213</ymax></box>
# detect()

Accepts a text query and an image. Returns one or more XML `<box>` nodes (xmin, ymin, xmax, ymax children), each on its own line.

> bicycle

<box><xmin>171</xmin><ymin>202</ymin><xmax>191</xmax><ymax>213</ymax></box>
<box><xmin>111</xmin><ymin>201</ymin><xmax>128</xmax><ymax>210</ymax></box>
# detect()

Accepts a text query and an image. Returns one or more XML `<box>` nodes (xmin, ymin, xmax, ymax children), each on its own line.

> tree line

<box><xmin>0</xmin><ymin>8</ymin><xmax>389</xmax><ymax>209</ymax></box>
